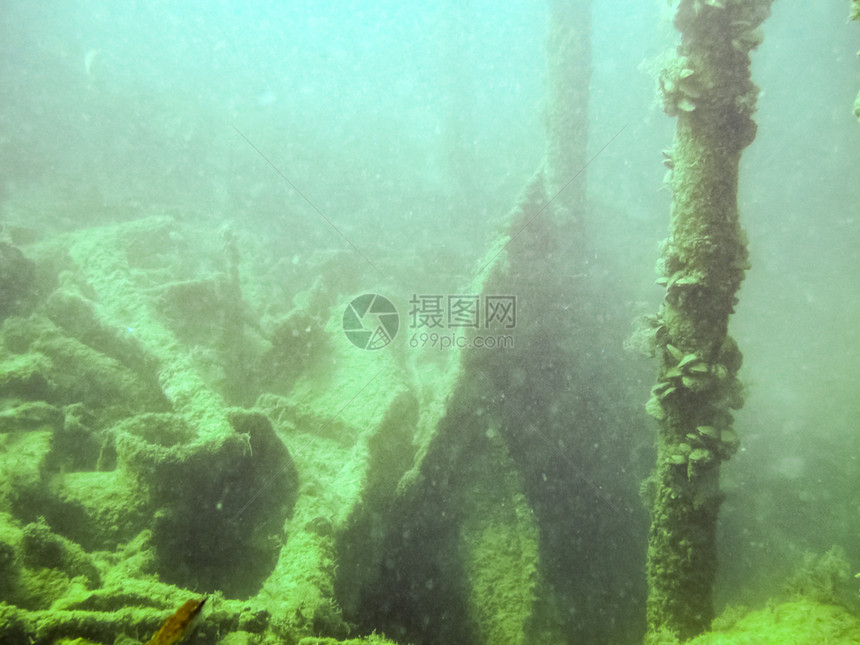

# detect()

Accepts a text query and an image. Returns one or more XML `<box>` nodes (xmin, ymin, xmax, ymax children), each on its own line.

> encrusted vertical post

<box><xmin>644</xmin><ymin>1</ymin><xmax>773</xmax><ymax>641</ymax></box>
<box><xmin>853</xmin><ymin>0</ymin><xmax>860</xmax><ymax>122</ymax></box>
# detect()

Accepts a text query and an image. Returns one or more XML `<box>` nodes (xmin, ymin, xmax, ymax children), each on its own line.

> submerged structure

<box><xmin>0</xmin><ymin>4</ymin><xmax>645</xmax><ymax>643</ymax></box>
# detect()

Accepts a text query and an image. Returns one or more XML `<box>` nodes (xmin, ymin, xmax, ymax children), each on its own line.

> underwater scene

<box><xmin>1</xmin><ymin>1</ymin><xmax>859</xmax><ymax>644</ymax></box>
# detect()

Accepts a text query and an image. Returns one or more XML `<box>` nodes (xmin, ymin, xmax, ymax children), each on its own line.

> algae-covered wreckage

<box><xmin>2</xmin><ymin>1</ymin><xmax>860</xmax><ymax>644</ymax></box>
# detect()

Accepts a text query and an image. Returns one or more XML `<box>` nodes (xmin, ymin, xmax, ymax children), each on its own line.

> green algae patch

<box><xmin>63</xmin><ymin>216</ymin><xmax>234</xmax><ymax>441</ymax></box>
<box><xmin>458</xmin><ymin>446</ymin><xmax>547</xmax><ymax>645</ymax></box>
<box><xmin>686</xmin><ymin>600</ymin><xmax>860</xmax><ymax>644</ymax></box>
<box><xmin>296</xmin><ymin>635</ymin><xmax>405</xmax><ymax>645</ymax></box>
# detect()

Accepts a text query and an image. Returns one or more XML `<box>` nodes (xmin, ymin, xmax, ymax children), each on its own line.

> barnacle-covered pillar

<box><xmin>643</xmin><ymin>0</ymin><xmax>774</xmax><ymax>641</ymax></box>
<box><xmin>853</xmin><ymin>0</ymin><xmax>860</xmax><ymax>122</ymax></box>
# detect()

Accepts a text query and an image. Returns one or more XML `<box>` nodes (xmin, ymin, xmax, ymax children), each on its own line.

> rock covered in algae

<box><xmin>685</xmin><ymin>600</ymin><xmax>860</xmax><ymax>644</ymax></box>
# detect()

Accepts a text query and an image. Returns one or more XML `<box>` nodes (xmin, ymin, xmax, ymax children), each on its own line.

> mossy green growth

<box><xmin>458</xmin><ymin>433</ymin><xmax>546</xmax><ymax>645</ymax></box>
<box><xmin>296</xmin><ymin>635</ymin><xmax>405</xmax><ymax>645</ymax></box>
<box><xmin>685</xmin><ymin>600</ymin><xmax>860</xmax><ymax>644</ymax></box>
<box><xmin>784</xmin><ymin>546</ymin><xmax>854</xmax><ymax>607</ymax></box>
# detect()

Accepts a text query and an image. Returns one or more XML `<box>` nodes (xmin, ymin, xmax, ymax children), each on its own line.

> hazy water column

<box><xmin>544</xmin><ymin>0</ymin><xmax>591</xmax><ymax>259</ymax></box>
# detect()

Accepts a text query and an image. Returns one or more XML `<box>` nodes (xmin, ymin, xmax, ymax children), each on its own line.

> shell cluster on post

<box><xmin>658</xmin><ymin>56</ymin><xmax>706</xmax><ymax>117</ymax></box>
